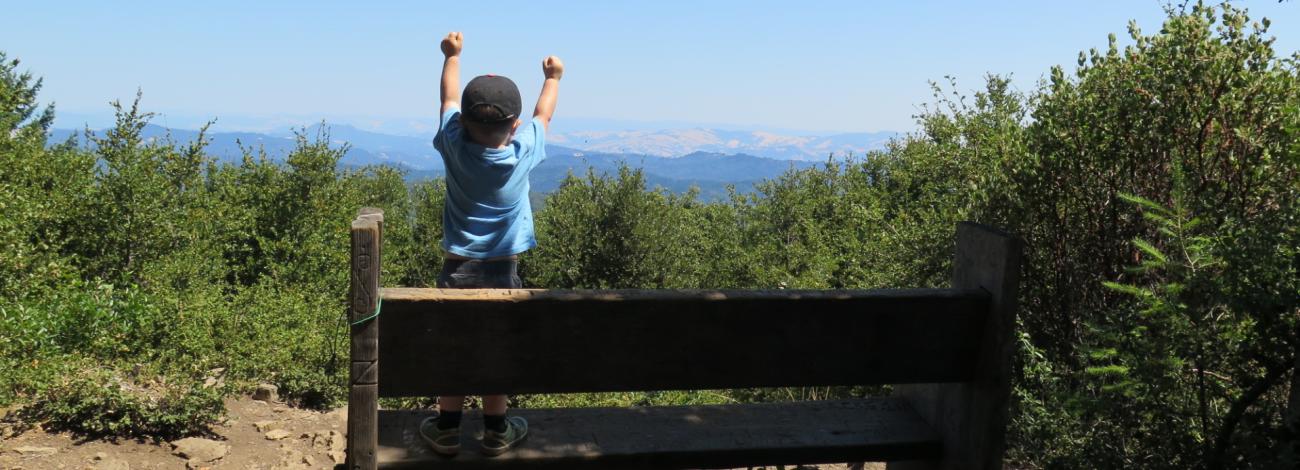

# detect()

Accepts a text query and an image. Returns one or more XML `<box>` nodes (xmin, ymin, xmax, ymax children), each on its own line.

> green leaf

<box><xmin>1102</xmin><ymin>281</ymin><xmax>1152</xmax><ymax>298</ymax></box>
<box><xmin>1132</xmin><ymin>238</ymin><xmax>1168</xmax><ymax>264</ymax></box>
<box><xmin>1088</xmin><ymin>347</ymin><xmax>1119</xmax><ymax>360</ymax></box>
<box><xmin>1085</xmin><ymin>365</ymin><xmax>1130</xmax><ymax>377</ymax></box>
<box><xmin>1118</xmin><ymin>192</ymin><xmax>1169</xmax><ymax>215</ymax></box>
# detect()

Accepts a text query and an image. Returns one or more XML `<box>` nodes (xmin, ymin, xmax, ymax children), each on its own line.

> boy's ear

<box><xmin>512</xmin><ymin>119</ymin><xmax>522</xmax><ymax>132</ymax></box>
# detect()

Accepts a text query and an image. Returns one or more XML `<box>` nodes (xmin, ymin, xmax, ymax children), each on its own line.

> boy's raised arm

<box><xmin>533</xmin><ymin>56</ymin><xmax>564</xmax><ymax>131</ymax></box>
<box><xmin>440</xmin><ymin>32</ymin><xmax>463</xmax><ymax>117</ymax></box>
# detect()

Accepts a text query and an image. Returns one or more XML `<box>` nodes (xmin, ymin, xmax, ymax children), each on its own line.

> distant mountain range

<box><xmin>50</xmin><ymin>124</ymin><xmax>442</xmax><ymax>170</ymax></box>
<box><xmin>49</xmin><ymin>123</ymin><xmax>876</xmax><ymax>199</ymax></box>
<box><xmin>550</xmin><ymin>128</ymin><xmax>894</xmax><ymax>161</ymax></box>
<box><xmin>494</xmin><ymin>148</ymin><xmax>817</xmax><ymax>198</ymax></box>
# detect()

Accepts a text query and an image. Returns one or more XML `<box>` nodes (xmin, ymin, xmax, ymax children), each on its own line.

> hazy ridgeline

<box><xmin>1</xmin><ymin>3</ymin><xmax>1298</xmax><ymax>468</ymax></box>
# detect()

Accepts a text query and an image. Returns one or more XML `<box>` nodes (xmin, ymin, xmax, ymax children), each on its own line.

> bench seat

<box><xmin>375</xmin><ymin>398</ymin><xmax>941</xmax><ymax>469</ymax></box>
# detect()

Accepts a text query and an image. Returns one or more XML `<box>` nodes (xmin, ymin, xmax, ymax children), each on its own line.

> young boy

<box><xmin>418</xmin><ymin>31</ymin><xmax>562</xmax><ymax>457</ymax></box>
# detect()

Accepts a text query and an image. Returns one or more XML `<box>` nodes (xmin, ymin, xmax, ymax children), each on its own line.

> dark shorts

<box><xmin>436</xmin><ymin>259</ymin><xmax>522</xmax><ymax>289</ymax></box>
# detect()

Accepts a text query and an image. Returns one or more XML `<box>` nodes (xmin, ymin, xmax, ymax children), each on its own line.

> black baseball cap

<box><xmin>462</xmin><ymin>75</ymin><xmax>522</xmax><ymax>124</ymax></box>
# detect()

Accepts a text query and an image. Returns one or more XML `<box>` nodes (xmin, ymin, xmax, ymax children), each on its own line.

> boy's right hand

<box><xmin>441</xmin><ymin>32</ymin><xmax>463</xmax><ymax>58</ymax></box>
<box><xmin>543</xmin><ymin>56</ymin><xmax>564</xmax><ymax>80</ymax></box>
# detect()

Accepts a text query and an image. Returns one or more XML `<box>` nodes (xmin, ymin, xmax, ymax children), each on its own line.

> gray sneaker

<box><xmin>480</xmin><ymin>416</ymin><xmax>528</xmax><ymax>456</ymax></box>
<box><xmin>418</xmin><ymin>415</ymin><xmax>461</xmax><ymax>456</ymax></box>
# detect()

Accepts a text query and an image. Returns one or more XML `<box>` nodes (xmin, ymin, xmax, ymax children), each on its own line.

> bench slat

<box><xmin>376</xmin><ymin>398</ymin><xmax>942</xmax><ymax>469</ymax></box>
<box><xmin>378</xmin><ymin>288</ymin><xmax>988</xmax><ymax>397</ymax></box>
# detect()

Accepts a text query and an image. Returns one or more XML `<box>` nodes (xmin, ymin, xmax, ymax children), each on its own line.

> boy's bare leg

<box><xmin>483</xmin><ymin>394</ymin><xmax>508</xmax><ymax>415</ymax></box>
<box><xmin>439</xmin><ymin>395</ymin><xmax>464</xmax><ymax>413</ymax></box>
<box><xmin>438</xmin><ymin>395</ymin><xmax>505</xmax><ymax>414</ymax></box>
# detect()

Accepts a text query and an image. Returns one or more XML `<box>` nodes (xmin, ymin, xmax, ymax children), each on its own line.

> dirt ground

<box><xmin>0</xmin><ymin>397</ymin><xmax>883</xmax><ymax>470</ymax></box>
<box><xmin>0</xmin><ymin>398</ymin><xmax>344</xmax><ymax>470</ymax></box>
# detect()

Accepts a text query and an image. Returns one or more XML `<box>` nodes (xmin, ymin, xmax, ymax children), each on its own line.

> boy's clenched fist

<box><xmin>441</xmin><ymin>32</ymin><xmax>463</xmax><ymax>57</ymax></box>
<box><xmin>543</xmin><ymin>56</ymin><xmax>563</xmax><ymax>80</ymax></box>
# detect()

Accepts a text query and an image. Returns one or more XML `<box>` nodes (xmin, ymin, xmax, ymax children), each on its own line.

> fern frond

<box><xmin>1132</xmin><ymin>238</ymin><xmax>1168</xmax><ymax>264</ymax></box>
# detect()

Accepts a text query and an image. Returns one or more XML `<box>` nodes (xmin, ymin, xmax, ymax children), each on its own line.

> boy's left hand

<box><xmin>543</xmin><ymin>56</ymin><xmax>564</xmax><ymax>80</ymax></box>
<box><xmin>441</xmin><ymin>32</ymin><xmax>463</xmax><ymax>57</ymax></box>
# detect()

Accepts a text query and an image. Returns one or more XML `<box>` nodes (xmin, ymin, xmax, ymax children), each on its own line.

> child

<box><xmin>418</xmin><ymin>31</ymin><xmax>562</xmax><ymax>457</ymax></box>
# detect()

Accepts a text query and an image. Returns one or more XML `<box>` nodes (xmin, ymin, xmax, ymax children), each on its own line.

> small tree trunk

<box><xmin>1209</xmin><ymin>360</ymin><xmax>1291</xmax><ymax>469</ymax></box>
<box><xmin>1287</xmin><ymin>345</ymin><xmax>1300</xmax><ymax>438</ymax></box>
<box><xmin>1197</xmin><ymin>356</ymin><xmax>1211</xmax><ymax>464</ymax></box>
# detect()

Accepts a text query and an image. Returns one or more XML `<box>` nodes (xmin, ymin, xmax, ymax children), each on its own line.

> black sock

<box><xmin>484</xmin><ymin>414</ymin><xmax>507</xmax><ymax>433</ymax></box>
<box><xmin>438</xmin><ymin>410</ymin><xmax>462</xmax><ymax>430</ymax></box>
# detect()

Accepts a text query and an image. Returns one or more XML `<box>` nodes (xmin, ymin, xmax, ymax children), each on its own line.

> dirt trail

<box><xmin>0</xmin><ymin>398</ymin><xmax>879</xmax><ymax>469</ymax></box>
<box><xmin>0</xmin><ymin>398</ymin><xmax>344</xmax><ymax>469</ymax></box>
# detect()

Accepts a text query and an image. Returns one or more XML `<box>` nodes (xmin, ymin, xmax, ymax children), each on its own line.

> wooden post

<box><xmin>890</xmin><ymin>222</ymin><xmax>1022</xmax><ymax>470</ymax></box>
<box><xmin>347</xmin><ymin>209</ymin><xmax>383</xmax><ymax>470</ymax></box>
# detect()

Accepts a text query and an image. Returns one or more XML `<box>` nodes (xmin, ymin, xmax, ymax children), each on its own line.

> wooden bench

<box><xmin>345</xmin><ymin>208</ymin><xmax>1021</xmax><ymax>469</ymax></box>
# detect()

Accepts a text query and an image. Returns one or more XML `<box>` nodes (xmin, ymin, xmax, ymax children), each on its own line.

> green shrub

<box><xmin>0</xmin><ymin>1</ymin><xmax>1297</xmax><ymax>464</ymax></box>
<box><xmin>27</xmin><ymin>362</ymin><xmax>223</xmax><ymax>440</ymax></box>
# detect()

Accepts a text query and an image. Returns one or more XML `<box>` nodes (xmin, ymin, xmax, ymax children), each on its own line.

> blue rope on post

<box><xmin>351</xmin><ymin>296</ymin><xmax>382</xmax><ymax>326</ymax></box>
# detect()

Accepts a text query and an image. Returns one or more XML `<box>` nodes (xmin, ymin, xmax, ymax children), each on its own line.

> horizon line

<box><xmin>49</xmin><ymin>109</ymin><xmax>906</xmax><ymax>138</ymax></box>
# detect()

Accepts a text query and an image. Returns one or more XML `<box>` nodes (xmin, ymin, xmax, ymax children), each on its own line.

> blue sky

<box><xmin>4</xmin><ymin>1</ymin><xmax>1298</xmax><ymax>135</ymax></box>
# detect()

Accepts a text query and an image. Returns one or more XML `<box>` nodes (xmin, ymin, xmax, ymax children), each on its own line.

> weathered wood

<box><xmin>377</xmin><ymin>288</ymin><xmax>989</xmax><ymax>397</ymax></box>
<box><xmin>380</xmin><ymin>287</ymin><xmax>971</xmax><ymax>302</ymax></box>
<box><xmin>348</xmin><ymin>384</ymin><xmax>379</xmax><ymax>468</ymax></box>
<box><xmin>376</xmin><ymin>398</ymin><xmax>941</xmax><ymax>469</ymax></box>
<box><xmin>892</xmin><ymin>222</ymin><xmax>1022</xmax><ymax>470</ymax></box>
<box><xmin>348</xmin><ymin>215</ymin><xmax>382</xmax><ymax>470</ymax></box>
<box><xmin>342</xmin><ymin>218</ymin><xmax>1021</xmax><ymax>469</ymax></box>
<box><xmin>353</xmin><ymin>209</ymin><xmax>384</xmax><ymax>366</ymax></box>
<box><xmin>353</xmin><ymin>210</ymin><xmax>384</xmax><ymax>368</ymax></box>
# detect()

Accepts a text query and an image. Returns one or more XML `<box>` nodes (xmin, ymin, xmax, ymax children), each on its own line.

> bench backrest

<box><xmin>376</xmin><ymin>288</ymin><xmax>990</xmax><ymax>397</ymax></box>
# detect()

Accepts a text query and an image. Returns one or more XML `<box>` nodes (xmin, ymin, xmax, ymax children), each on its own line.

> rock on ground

<box><xmin>252</xmin><ymin>383</ymin><xmax>279</xmax><ymax>402</ymax></box>
<box><xmin>265</xmin><ymin>429</ymin><xmax>293</xmax><ymax>440</ymax></box>
<box><xmin>170</xmin><ymin>437</ymin><xmax>229</xmax><ymax>463</ymax></box>
<box><xmin>323</xmin><ymin>407</ymin><xmax>347</xmax><ymax>425</ymax></box>
<box><xmin>14</xmin><ymin>445</ymin><xmax>58</xmax><ymax>456</ymax></box>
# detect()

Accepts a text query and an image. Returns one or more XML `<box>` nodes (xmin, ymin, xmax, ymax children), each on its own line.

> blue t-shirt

<box><xmin>433</xmin><ymin>107</ymin><xmax>547</xmax><ymax>258</ymax></box>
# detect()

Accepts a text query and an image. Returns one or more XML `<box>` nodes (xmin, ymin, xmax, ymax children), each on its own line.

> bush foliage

<box><xmin>1</xmin><ymin>2</ymin><xmax>1297</xmax><ymax>467</ymax></box>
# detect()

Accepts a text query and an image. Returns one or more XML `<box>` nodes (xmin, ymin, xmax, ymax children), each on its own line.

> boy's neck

<box><xmin>473</xmin><ymin>137</ymin><xmax>510</xmax><ymax>149</ymax></box>
<box><xmin>466</xmin><ymin>128</ymin><xmax>511</xmax><ymax>148</ymax></box>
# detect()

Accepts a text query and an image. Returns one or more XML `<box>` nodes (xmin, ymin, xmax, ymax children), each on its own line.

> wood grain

<box><xmin>379</xmin><ymin>287</ymin><xmax>974</xmax><ymax>302</ymax></box>
<box><xmin>340</xmin><ymin>219</ymin><xmax>1023</xmax><ymax>469</ymax></box>
<box><xmin>376</xmin><ymin>288</ymin><xmax>989</xmax><ymax>397</ymax></box>
<box><xmin>376</xmin><ymin>398</ymin><xmax>941</xmax><ymax>469</ymax></box>
<box><xmin>892</xmin><ymin>222</ymin><xmax>1022</xmax><ymax>470</ymax></box>
<box><xmin>348</xmin><ymin>213</ymin><xmax>382</xmax><ymax>470</ymax></box>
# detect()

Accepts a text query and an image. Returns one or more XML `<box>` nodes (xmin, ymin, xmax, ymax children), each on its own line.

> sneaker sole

<box><xmin>480</xmin><ymin>429</ymin><xmax>528</xmax><ymax>457</ymax></box>
<box><xmin>430</xmin><ymin>439</ymin><xmax>461</xmax><ymax>457</ymax></box>
<box><xmin>418</xmin><ymin>416</ymin><xmax>460</xmax><ymax>456</ymax></box>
